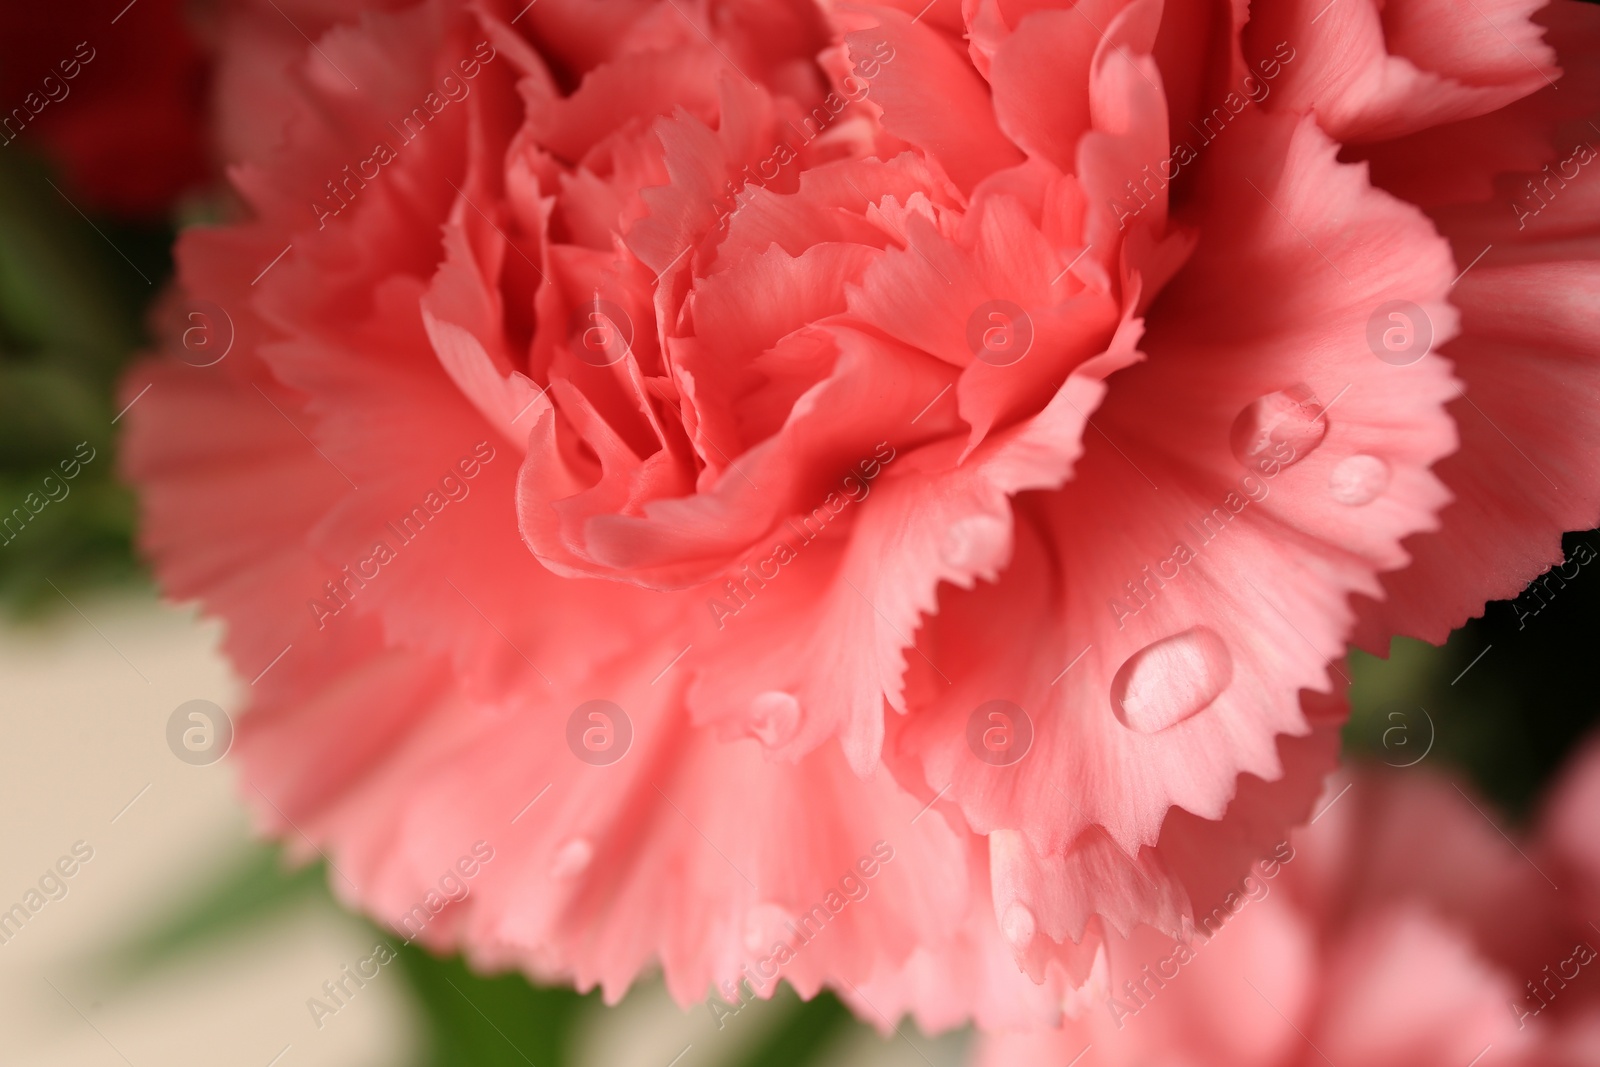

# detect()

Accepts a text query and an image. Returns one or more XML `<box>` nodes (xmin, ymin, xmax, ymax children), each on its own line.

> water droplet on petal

<box><xmin>1329</xmin><ymin>454</ymin><xmax>1390</xmax><ymax>506</ymax></box>
<box><xmin>1001</xmin><ymin>902</ymin><xmax>1036</xmax><ymax>948</ymax></box>
<box><xmin>1111</xmin><ymin>627</ymin><xmax>1233</xmax><ymax>733</ymax></box>
<box><xmin>941</xmin><ymin>514</ymin><xmax>1009</xmax><ymax>571</ymax></box>
<box><xmin>1229</xmin><ymin>384</ymin><xmax>1327</xmax><ymax>470</ymax></box>
<box><xmin>743</xmin><ymin>902</ymin><xmax>794</xmax><ymax>953</ymax></box>
<box><xmin>749</xmin><ymin>691</ymin><xmax>802</xmax><ymax>749</ymax></box>
<box><xmin>551</xmin><ymin>838</ymin><xmax>594</xmax><ymax>880</ymax></box>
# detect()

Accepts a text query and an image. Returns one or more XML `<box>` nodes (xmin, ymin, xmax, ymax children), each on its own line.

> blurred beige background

<box><xmin>0</xmin><ymin>590</ymin><xmax>966</xmax><ymax>1066</ymax></box>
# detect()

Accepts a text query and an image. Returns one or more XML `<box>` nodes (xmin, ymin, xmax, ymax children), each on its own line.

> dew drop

<box><xmin>1229</xmin><ymin>384</ymin><xmax>1328</xmax><ymax>470</ymax></box>
<box><xmin>1110</xmin><ymin>627</ymin><xmax>1233</xmax><ymax>733</ymax></box>
<box><xmin>1329</xmin><ymin>454</ymin><xmax>1390</xmax><ymax>506</ymax></box>
<box><xmin>941</xmin><ymin>514</ymin><xmax>1009</xmax><ymax>571</ymax></box>
<box><xmin>743</xmin><ymin>902</ymin><xmax>794</xmax><ymax>953</ymax></box>
<box><xmin>1001</xmin><ymin>902</ymin><xmax>1036</xmax><ymax>948</ymax></box>
<box><xmin>551</xmin><ymin>838</ymin><xmax>594</xmax><ymax>880</ymax></box>
<box><xmin>749</xmin><ymin>691</ymin><xmax>802</xmax><ymax>749</ymax></box>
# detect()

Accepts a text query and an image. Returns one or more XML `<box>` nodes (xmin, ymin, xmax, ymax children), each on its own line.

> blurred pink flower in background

<box><xmin>0</xmin><ymin>0</ymin><xmax>208</xmax><ymax>217</ymax></box>
<box><xmin>974</xmin><ymin>754</ymin><xmax>1600</xmax><ymax>1065</ymax></box>
<box><xmin>121</xmin><ymin>0</ymin><xmax>1600</xmax><ymax>1038</ymax></box>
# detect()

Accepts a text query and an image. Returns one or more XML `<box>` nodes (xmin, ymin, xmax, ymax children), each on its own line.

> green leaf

<box><xmin>1344</xmin><ymin>530</ymin><xmax>1600</xmax><ymax>818</ymax></box>
<box><xmin>720</xmin><ymin>988</ymin><xmax>858</xmax><ymax>1067</ymax></box>
<box><xmin>394</xmin><ymin>945</ymin><xmax>594</xmax><ymax>1067</ymax></box>
<box><xmin>95</xmin><ymin>843</ymin><xmax>329</xmax><ymax>985</ymax></box>
<box><xmin>0</xmin><ymin>152</ymin><xmax>169</xmax><ymax>617</ymax></box>
<box><xmin>0</xmin><ymin>155</ymin><xmax>143</xmax><ymax>361</ymax></box>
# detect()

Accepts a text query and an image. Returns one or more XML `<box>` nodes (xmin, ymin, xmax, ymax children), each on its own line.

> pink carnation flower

<box><xmin>123</xmin><ymin>0</ymin><xmax>1600</xmax><ymax>1023</ymax></box>
<box><xmin>972</xmin><ymin>762</ymin><xmax>1600</xmax><ymax>1064</ymax></box>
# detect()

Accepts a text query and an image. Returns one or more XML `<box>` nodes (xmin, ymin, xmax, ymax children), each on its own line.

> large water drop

<box><xmin>1110</xmin><ymin>627</ymin><xmax>1234</xmax><ymax>733</ymax></box>
<box><xmin>1229</xmin><ymin>384</ymin><xmax>1328</xmax><ymax>470</ymax></box>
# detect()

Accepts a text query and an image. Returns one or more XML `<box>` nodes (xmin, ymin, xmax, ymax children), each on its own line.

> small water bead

<box><xmin>1001</xmin><ymin>902</ymin><xmax>1037</xmax><ymax>948</ymax></box>
<box><xmin>749</xmin><ymin>690</ymin><xmax>802</xmax><ymax>749</ymax></box>
<box><xmin>941</xmin><ymin>513</ymin><xmax>1009</xmax><ymax>572</ymax></box>
<box><xmin>1329</xmin><ymin>454</ymin><xmax>1391</xmax><ymax>506</ymax></box>
<box><xmin>1110</xmin><ymin>627</ymin><xmax>1234</xmax><ymax>733</ymax></box>
<box><xmin>1229</xmin><ymin>384</ymin><xmax>1328</xmax><ymax>470</ymax></box>
<box><xmin>550</xmin><ymin>838</ymin><xmax>594</xmax><ymax>881</ymax></box>
<box><xmin>743</xmin><ymin>902</ymin><xmax>795</xmax><ymax>953</ymax></box>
